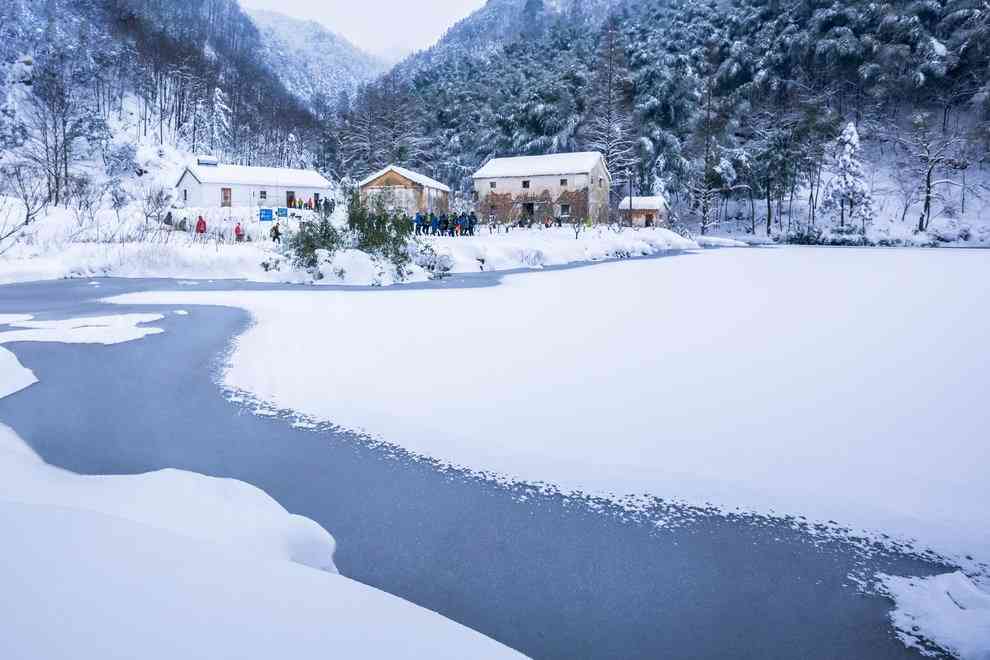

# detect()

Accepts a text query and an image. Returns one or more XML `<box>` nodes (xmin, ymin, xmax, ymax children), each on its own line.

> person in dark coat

<box><xmin>468</xmin><ymin>212</ymin><xmax>478</xmax><ymax>236</ymax></box>
<box><xmin>430</xmin><ymin>212</ymin><xmax>439</xmax><ymax>236</ymax></box>
<box><xmin>270</xmin><ymin>221</ymin><xmax>282</xmax><ymax>244</ymax></box>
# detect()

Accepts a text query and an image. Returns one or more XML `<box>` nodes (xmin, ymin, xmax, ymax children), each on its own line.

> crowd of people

<box><xmin>413</xmin><ymin>211</ymin><xmax>570</xmax><ymax>236</ymax></box>
<box><xmin>413</xmin><ymin>211</ymin><xmax>480</xmax><ymax>237</ymax></box>
<box><xmin>287</xmin><ymin>197</ymin><xmax>336</xmax><ymax>216</ymax></box>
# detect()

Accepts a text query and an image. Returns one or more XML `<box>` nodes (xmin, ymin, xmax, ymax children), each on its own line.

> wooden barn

<box><xmin>175</xmin><ymin>156</ymin><xmax>332</xmax><ymax>209</ymax></box>
<box><xmin>358</xmin><ymin>165</ymin><xmax>451</xmax><ymax>216</ymax></box>
<box><xmin>472</xmin><ymin>152</ymin><xmax>611</xmax><ymax>225</ymax></box>
<box><xmin>618</xmin><ymin>195</ymin><xmax>669</xmax><ymax>227</ymax></box>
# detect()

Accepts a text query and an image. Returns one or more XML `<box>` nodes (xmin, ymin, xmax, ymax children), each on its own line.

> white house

<box><xmin>175</xmin><ymin>157</ymin><xmax>333</xmax><ymax>209</ymax></box>
<box><xmin>358</xmin><ymin>165</ymin><xmax>451</xmax><ymax>216</ymax></box>
<box><xmin>618</xmin><ymin>195</ymin><xmax>669</xmax><ymax>227</ymax></box>
<box><xmin>472</xmin><ymin>152</ymin><xmax>612</xmax><ymax>224</ymax></box>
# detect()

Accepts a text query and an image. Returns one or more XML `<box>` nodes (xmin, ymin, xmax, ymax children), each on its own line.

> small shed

<box><xmin>618</xmin><ymin>196</ymin><xmax>669</xmax><ymax>227</ymax></box>
<box><xmin>175</xmin><ymin>157</ymin><xmax>332</xmax><ymax>209</ymax></box>
<box><xmin>358</xmin><ymin>165</ymin><xmax>450</xmax><ymax>216</ymax></box>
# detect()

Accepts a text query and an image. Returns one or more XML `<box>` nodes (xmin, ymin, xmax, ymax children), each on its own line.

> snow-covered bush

<box><xmin>409</xmin><ymin>240</ymin><xmax>455</xmax><ymax>278</ymax></box>
<box><xmin>289</xmin><ymin>194</ymin><xmax>417</xmax><ymax>282</ymax></box>
<box><xmin>289</xmin><ymin>217</ymin><xmax>345</xmax><ymax>270</ymax></box>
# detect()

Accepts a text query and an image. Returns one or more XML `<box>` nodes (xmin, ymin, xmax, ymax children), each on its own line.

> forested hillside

<box><xmin>2</xmin><ymin>0</ymin><xmax>989</xmax><ymax>239</ymax></box>
<box><xmin>0</xmin><ymin>0</ymin><xmax>322</xmax><ymax>212</ymax></box>
<box><xmin>335</xmin><ymin>0</ymin><xmax>990</xmax><ymax>236</ymax></box>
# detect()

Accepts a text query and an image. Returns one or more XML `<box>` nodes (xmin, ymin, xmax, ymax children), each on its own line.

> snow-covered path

<box><xmin>108</xmin><ymin>247</ymin><xmax>990</xmax><ymax>572</ymax></box>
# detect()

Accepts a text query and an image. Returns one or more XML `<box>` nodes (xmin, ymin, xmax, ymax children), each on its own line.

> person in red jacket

<box><xmin>234</xmin><ymin>222</ymin><xmax>245</xmax><ymax>242</ymax></box>
<box><xmin>195</xmin><ymin>216</ymin><xmax>207</xmax><ymax>239</ymax></box>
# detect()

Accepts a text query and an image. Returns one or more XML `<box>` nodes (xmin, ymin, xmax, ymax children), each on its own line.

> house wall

<box><xmin>360</xmin><ymin>171</ymin><xmax>449</xmax><ymax>216</ymax></box>
<box><xmin>175</xmin><ymin>172</ymin><xmax>327</xmax><ymax>209</ymax></box>
<box><xmin>587</xmin><ymin>160</ymin><xmax>611</xmax><ymax>224</ymax></box>
<box><xmin>620</xmin><ymin>208</ymin><xmax>668</xmax><ymax>227</ymax></box>
<box><xmin>473</xmin><ymin>158</ymin><xmax>612</xmax><ymax>224</ymax></box>
<box><xmin>474</xmin><ymin>173</ymin><xmax>591</xmax><ymax>200</ymax></box>
<box><xmin>363</xmin><ymin>186</ymin><xmax>420</xmax><ymax>216</ymax></box>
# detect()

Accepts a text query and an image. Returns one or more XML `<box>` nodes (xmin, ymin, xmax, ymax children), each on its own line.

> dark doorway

<box><xmin>286</xmin><ymin>191</ymin><xmax>296</xmax><ymax>207</ymax></box>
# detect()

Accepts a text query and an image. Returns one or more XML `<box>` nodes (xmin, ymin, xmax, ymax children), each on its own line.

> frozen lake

<box><xmin>1</xmin><ymin>248</ymin><xmax>983</xmax><ymax>659</ymax></box>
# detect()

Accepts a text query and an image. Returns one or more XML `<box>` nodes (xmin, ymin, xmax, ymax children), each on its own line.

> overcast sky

<box><xmin>239</xmin><ymin>0</ymin><xmax>488</xmax><ymax>63</ymax></box>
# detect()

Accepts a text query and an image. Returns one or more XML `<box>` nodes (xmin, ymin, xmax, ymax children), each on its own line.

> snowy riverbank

<box><xmin>0</xmin><ymin>312</ymin><xmax>525</xmax><ymax>660</ymax></box>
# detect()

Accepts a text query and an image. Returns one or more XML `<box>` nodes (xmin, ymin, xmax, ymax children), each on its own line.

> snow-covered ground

<box><xmin>107</xmin><ymin>248</ymin><xmax>990</xmax><ymax>574</ymax></box>
<box><xmin>878</xmin><ymin>572</ymin><xmax>990</xmax><ymax>660</ymax></box>
<box><xmin>423</xmin><ymin>225</ymin><xmax>706</xmax><ymax>272</ymax></box>
<box><xmin>0</xmin><ymin>198</ymin><xmax>731</xmax><ymax>286</ymax></box>
<box><xmin>0</xmin><ymin>313</ymin><xmax>525</xmax><ymax>660</ymax></box>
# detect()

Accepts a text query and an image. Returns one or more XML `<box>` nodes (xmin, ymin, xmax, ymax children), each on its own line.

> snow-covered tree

<box><xmin>822</xmin><ymin>123</ymin><xmax>874</xmax><ymax>230</ymax></box>
<box><xmin>584</xmin><ymin>16</ymin><xmax>637</xmax><ymax>197</ymax></box>
<box><xmin>209</xmin><ymin>87</ymin><xmax>231</xmax><ymax>158</ymax></box>
<box><xmin>892</xmin><ymin>113</ymin><xmax>968</xmax><ymax>233</ymax></box>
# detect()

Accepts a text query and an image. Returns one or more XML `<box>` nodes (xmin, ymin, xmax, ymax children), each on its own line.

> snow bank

<box><xmin>693</xmin><ymin>234</ymin><xmax>749</xmax><ymax>248</ymax></box>
<box><xmin>0</xmin><ymin>240</ymin><xmax>294</xmax><ymax>285</ymax></box>
<box><xmin>316</xmin><ymin>248</ymin><xmax>429</xmax><ymax>286</ymax></box>
<box><xmin>0</xmin><ymin>424</ymin><xmax>337</xmax><ymax>572</ymax></box>
<box><xmin>427</xmin><ymin>226</ymin><xmax>699</xmax><ymax>273</ymax></box>
<box><xmin>878</xmin><ymin>572</ymin><xmax>990</xmax><ymax>660</ymax></box>
<box><xmin>107</xmin><ymin>248</ymin><xmax>990</xmax><ymax>575</ymax></box>
<box><xmin>0</xmin><ymin>425</ymin><xmax>524</xmax><ymax>660</ymax></box>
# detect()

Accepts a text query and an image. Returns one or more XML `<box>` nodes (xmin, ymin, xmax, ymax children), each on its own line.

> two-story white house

<box><xmin>472</xmin><ymin>152</ymin><xmax>611</xmax><ymax>224</ymax></box>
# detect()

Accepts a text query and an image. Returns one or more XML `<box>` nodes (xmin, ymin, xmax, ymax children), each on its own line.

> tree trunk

<box><xmin>765</xmin><ymin>182</ymin><xmax>772</xmax><ymax>236</ymax></box>
<box><xmin>919</xmin><ymin>166</ymin><xmax>934</xmax><ymax>232</ymax></box>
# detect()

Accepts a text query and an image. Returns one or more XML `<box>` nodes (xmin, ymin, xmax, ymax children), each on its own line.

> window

<box><xmin>522</xmin><ymin>180</ymin><xmax>530</xmax><ymax>189</ymax></box>
<box><xmin>599</xmin><ymin>178</ymin><xmax>604</xmax><ymax>187</ymax></box>
<box><xmin>286</xmin><ymin>191</ymin><xmax>296</xmax><ymax>207</ymax></box>
<box><xmin>560</xmin><ymin>204</ymin><xmax>571</xmax><ymax>217</ymax></box>
<box><xmin>490</xmin><ymin>182</ymin><xmax>497</xmax><ymax>190</ymax></box>
<box><xmin>183</xmin><ymin>189</ymin><xmax>188</xmax><ymax>202</ymax></box>
<box><xmin>221</xmin><ymin>188</ymin><xmax>232</xmax><ymax>207</ymax></box>
<box><xmin>259</xmin><ymin>190</ymin><xmax>267</xmax><ymax>201</ymax></box>
<box><xmin>560</xmin><ymin>179</ymin><xmax>568</xmax><ymax>187</ymax></box>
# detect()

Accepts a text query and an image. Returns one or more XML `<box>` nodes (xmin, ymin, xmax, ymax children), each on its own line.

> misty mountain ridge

<box><xmin>248</xmin><ymin>8</ymin><xmax>388</xmax><ymax>107</ymax></box>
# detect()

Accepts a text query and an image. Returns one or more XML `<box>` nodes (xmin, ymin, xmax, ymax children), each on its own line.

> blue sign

<box><xmin>277</xmin><ymin>207</ymin><xmax>289</xmax><ymax>218</ymax></box>
<box><xmin>259</xmin><ymin>208</ymin><xmax>274</xmax><ymax>222</ymax></box>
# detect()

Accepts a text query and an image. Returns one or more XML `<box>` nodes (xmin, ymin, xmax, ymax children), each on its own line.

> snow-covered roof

<box><xmin>472</xmin><ymin>152</ymin><xmax>607</xmax><ymax>179</ymax></box>
<box><xmin>358</xmin><ymin>165</ymin><xmax>451</xmax><ymax>192</ymax></box>
<box><xmin>618</xmin><ymin>196</ymin><xmax>668</xmax><ymax>211</ymax></box>
<box><xmin>180</xmin><ymin>163</ymin><xmax>332</xmax><ymax>189</ymax></box>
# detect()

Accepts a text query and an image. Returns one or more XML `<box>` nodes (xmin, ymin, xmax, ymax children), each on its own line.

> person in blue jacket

<box><xmin>430</xmin><ymin>212</ymin><xmax>439</xmax><ymax>235</ymax></box>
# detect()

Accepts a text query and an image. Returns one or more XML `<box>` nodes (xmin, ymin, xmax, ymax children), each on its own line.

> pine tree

<box><xmin>584</xmin><ymin>16</ymin><xmax>637</xmax><ymax>200</ymax></box>
<box><xmin>209</xmin><ymin>86</ymin><xmax>231</xmax><ymax>158</ymax></box>
<box><xmin>822</xmin><ymin>122</ymin><xmax>874</xmax><ymax>230</ymax></box>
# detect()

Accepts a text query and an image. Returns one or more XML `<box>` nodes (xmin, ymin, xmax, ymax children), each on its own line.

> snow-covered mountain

<box><xmin>397</xmin><ymin>0</ymin><xmax>613</xmax><ymax>75</ymax></box>
<box><xmin>248</xmin><ymin>9</ymin><xmax>387</xmax><ymax>108</ymax></box>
